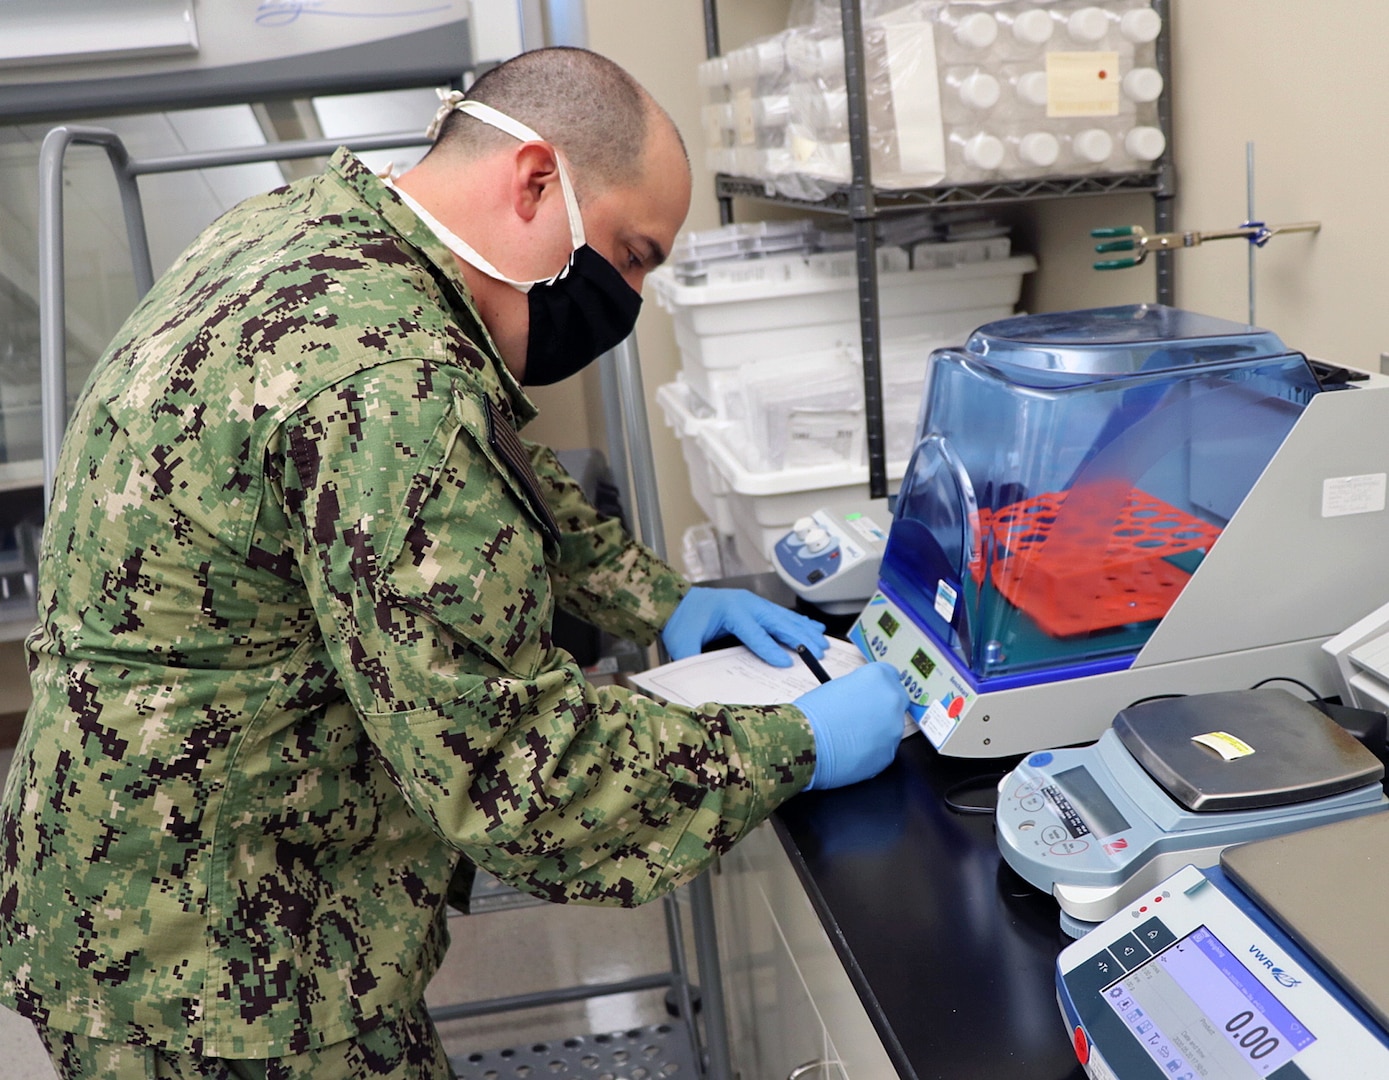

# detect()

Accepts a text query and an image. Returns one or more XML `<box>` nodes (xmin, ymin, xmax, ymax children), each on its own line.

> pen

<box><xmin>796</xmin><ymin>644</ymin><xmax>832</xmax><ymax>685</ymax></box>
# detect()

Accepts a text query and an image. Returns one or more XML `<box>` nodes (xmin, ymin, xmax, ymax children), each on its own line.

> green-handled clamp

<box><xmin>1090</xmin><ymin>221</ymin><xmax>1321</xmax><ymax>270</ymax></box>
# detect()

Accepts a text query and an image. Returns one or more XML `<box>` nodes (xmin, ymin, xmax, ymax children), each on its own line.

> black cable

<box><xmin>1125</xmin><ymin>692</ymin><xmax>1186</xmax><ymax>709</ymax></box>
<box><xmin>1248</xmin><ymin>675</ymin><xmax>1326</xmax><ymax>703</ymax></box>
<box><xmin>943</xmin><ymin>771</ymin><xmax>1008</xmax><ymax>816</ymax></box>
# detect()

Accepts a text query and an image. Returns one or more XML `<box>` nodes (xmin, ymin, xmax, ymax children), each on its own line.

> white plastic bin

<box><xmin>651</xmin><ymin>255</ymin><xmax>1036</xmax><ymax>412</ymax></box>
<box><xmin>654</xmin><ymin>380</ymin><xmax>738</xmax><ymax>538</ymax></box>
<box><xmin>694</xmin><ymin>422</ymin><xmax>909</xmax><ymax>574</ymax></box>
<box><xmin>654</xmin><ymin>254</ymin><xmax>1034</xmax><ymax>363</ymax></box>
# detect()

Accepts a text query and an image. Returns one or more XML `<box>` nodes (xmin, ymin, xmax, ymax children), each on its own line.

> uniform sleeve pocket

<box><xmin>375</xmin><ymin>387</ymin><xmax>553</xmax><ymax>680</ymax></box>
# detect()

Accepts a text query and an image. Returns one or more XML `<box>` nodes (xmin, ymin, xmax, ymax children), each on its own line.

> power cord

<box><xmin>943</xmin><ymin>771</ymin><xmax>1009</xmax><ymax>816</ymax></box>
<box><xmin>1247</xmin><ymin>675</ymin><xmax>1326</xmax><ymax>703</ymax></box>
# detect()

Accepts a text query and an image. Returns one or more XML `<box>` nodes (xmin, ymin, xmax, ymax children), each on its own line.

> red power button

<box><xmin>1073</xmin><ymin>1026</ymin><xmax>1090</xmax><ymax>1065</ymax></box>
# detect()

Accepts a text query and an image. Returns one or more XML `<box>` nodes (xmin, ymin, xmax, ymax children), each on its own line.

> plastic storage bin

<box><xmin>696</xmin><ymin>423</ymin><xmax>909</xmax><ymax>573</ymax></box>
<box><xmin>651</xmin><ymin>254</ymin><xmax>1036</xmax><ymax>409</ymax></box>
<box><xmin>655</xmin><ymin>380</ymin><xmax>737</xmax><ymax>539</ymax></box>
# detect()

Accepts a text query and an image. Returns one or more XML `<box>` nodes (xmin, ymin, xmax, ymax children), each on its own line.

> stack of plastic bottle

<box><xmin>697</xmin><ymin>0</ymin><xmax>1166</xmax><ymax>198</ymax></box>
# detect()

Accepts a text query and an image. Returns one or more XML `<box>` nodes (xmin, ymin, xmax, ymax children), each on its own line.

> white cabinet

<box><xmin>713</xmin><ymin>822</ymin><xmax>897</xmax><ymax>1080</ymax></box>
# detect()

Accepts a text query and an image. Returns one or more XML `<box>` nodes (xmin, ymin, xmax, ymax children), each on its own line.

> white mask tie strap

<box><xmin>427</xmin><ymin>92</ymin><xmax>586</xmax><ymax>252</ymax></box>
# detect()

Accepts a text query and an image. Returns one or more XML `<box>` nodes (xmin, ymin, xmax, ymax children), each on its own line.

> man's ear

<box><xmin>510</xmin><ymin>141</ymin><xmax>562</xmax><ymax>223</ymax></box>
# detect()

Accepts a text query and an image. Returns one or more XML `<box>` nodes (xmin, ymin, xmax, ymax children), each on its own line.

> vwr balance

<box><xmin>995</xmin><ymin>689</ymin><xmax>1388</xmax><ymax>933</ymax></box>
<box><xmin>1056</xmin><ymin>814</ymin><xmax>1389</xmax><ymax>1079</ymax></box>
<box><xmin>850</xmin><ymin>306</ymin><xmax>1389</xmax><ymax>757</ymax></box>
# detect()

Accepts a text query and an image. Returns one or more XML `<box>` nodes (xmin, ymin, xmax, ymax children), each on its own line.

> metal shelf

<box><xmin>715</xmin><ymin>168</ymin><xmax>1167</xmax><ymax>213</ymax></box>
<box><xmin>703</xmin><ymin>0</ymin><xmax>1174</xmax><ymax>500</ymax></box>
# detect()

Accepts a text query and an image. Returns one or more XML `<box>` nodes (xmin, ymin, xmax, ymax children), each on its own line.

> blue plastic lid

<box><xmin>963</xmin><ymin>304</ymin><xmax>1292</xmax><ymax>379</ymax></box>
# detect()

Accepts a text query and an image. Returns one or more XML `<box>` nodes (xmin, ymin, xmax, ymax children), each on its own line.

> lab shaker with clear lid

<box><xmin>849</xmin><ymin>304</ymin><xmax>1389</xmax><ymax>756</ymax></box>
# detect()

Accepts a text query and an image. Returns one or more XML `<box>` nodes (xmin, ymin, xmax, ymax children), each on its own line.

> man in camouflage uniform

<box><xmin>0</xmin><ymin>47</ymin><xmax>907</xmax><ymax>1079</ymax></box>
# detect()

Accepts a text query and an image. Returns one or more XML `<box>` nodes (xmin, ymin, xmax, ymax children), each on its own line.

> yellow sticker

<box><xmin>1192</xmin><ymin>731</ymin><xmax>1256</xmax><ymax>761</ymax></box>
<box><xmin>1046</xmin><ymin>51</ymin><xmax>1121</xmax><ymax>117</ymax></box>
<box><xmin>733</xmin><ymin>87</ymin><xmax>756</xmax><ymax>146</ymax></box>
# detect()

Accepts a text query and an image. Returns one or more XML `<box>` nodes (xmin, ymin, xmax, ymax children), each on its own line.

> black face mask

<box><xmin>522</xmin><ymin>245</ymin><xmax>643</xmax><ymax>386</ymax></box>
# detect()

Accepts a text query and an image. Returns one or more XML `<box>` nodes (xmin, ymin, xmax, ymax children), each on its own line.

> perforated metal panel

<box><xmin>451</xmin><ymin>1024</ymin><xmax>698</xmax><ymax>1080</ymax></box>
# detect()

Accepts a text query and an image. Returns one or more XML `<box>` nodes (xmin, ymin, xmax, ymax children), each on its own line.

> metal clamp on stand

<box><xmin>1091</xmin><ymin>219</ymin><xmax>1321</xmax><ymax>269</ymax></box>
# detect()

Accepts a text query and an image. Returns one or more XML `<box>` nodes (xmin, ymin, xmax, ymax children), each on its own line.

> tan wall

<box><xmin>535</xmin><ymin>0</ymin><xmax>1389</xmax><ymax>569</ymax></box>
<box><xmin>1166</xmin><ymin>1</ymin><xmax>1388</xmax><ymax>367</ymax></box>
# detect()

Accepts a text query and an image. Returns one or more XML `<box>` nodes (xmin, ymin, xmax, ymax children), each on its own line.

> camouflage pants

<box><xmin>35</xmin><ymin>1001</ymin><xmax>456</xmax><ymax>1080</ymax></box>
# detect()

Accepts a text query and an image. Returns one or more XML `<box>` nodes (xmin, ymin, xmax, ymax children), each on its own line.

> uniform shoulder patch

<box><xmin>485</xmin><ymin>397</ymin><xmax>562</xmax><ymax>548</ymax></box>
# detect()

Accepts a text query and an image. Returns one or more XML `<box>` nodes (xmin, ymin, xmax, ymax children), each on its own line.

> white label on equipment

<box><xmin>1322</xmin><ymin>473</ymin><xmax>1387</xmax><ymax>517</ymax></box>
<box><xmin>922</xmin><ymin>699</ymin><xmax>956</xmax><ymax>745</ymax></box>
<box><xmin>844</xmin><ymin>513</ymin><xmax>888</xmax><ymax>545</ymax></box>
<box><xmin>934</xmin><ymin>579</ymin><xmax>958</xmax><ymax>622</ymax></box>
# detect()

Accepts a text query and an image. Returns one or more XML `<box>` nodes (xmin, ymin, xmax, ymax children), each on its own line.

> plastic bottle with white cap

<box><xmin>1065</xmin><ymin>6</ymin><xmax>1113</xmax><ymax>45</ymax></box>
<box><xmin>1119</xmin><ymin>125</ymin><xmax>1166</xmax><ymax>167</ymax></box>
<box><xmin>941</xmin><ymin>67</ymin><xmax>1002</xmax><ymax>125</ymax></box>
<box><xmin>1002</xmin><ymin>130</ymin><xmax>1062</xmax><ymax>178</ymax></box>
<box><xmin>789</xmin><ymin>81</ymin><xmax>848</xmax><ymax>140</ymax></box>
<box><xmin>946</xmin><ymin>130</ymin><xmax>1006</xmax><ymax>182</ymax></box>
<box><xmin>935</xmin><ymin>8</ymin><xmax>1000</xmax><ymax>65</ymax></box>
<box><xmin>1060</xmin><ymin>126</ymin><xmax>1115</xmax><ymax>173</ymax></box>
<box><xmin>993</xmin><ymin>7</ymin><xmax>1055</xmax><ymax>60</ymax></box>
<box><xmin>748</xmin><ymin>35</ymin><xmax>787</xmax><ymax>84</ymax></box>
<box><xmin>1119</xmin><ymin>66</ymin><xmax>1164</xmax><ymax>126</ymax></box>
<box><xmin>785</xmin><ymin>28</ymin><xmax>845</xmax><ymax>84</ymax></box>
<box><xmin>1119</xmin><ymin>7</ymin><xmax>1163</xmax><ymax>44</ymax></box>
<box><xmin>1122</xmin><ymin>67</ymin><xmax>1164</xmax><ymax>104</ymax></box>
<box><xmin>996</xmin><ymin>65</ymin><xmax>1050</xmax><ymax>123</ymax></box>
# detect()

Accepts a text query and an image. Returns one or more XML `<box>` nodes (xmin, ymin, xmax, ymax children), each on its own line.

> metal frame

<box><xmin>702</xmin><ymin>0</ymin><xmax>1177</xmax><ymax>500</ymax></box>
<box><xmin>715</xmin><ymin>168</ymin><xmax>1167</xmax><ymax>211</ymax></box>
<box><xmin>36</xmin><ymin>126</ymin><xmax>729</xmax><ymax>1080</ymax></box>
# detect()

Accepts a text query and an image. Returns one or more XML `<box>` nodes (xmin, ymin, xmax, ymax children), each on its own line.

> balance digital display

<box><xmin>1057</xmin><ymin>861</ymin><xmax>1389</xmax><ymax>1079</ymax></box>
<box><xmin>996</xmin><ymin>689</ymin><xmax>1387</xmax><ymax>929</ymax></box>
<box><xmin>1103</xmin><ymin>924</ymin><xmax>1314</xmax><ymax>1077</ymax></box>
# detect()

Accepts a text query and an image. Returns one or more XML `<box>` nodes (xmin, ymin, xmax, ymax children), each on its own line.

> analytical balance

<box><xmin>849</xmin><ymin>305</ymin><xmax>1389</xmax><ymax>757</ymax></box>
<box><xmin>1057</xmin><ymin>814</ymin><xmax>1389</xmax><ymax>1079</ymax></box>
<box><xmin>995</xmin><ymin>688</ymin><xmax>1387</xmax><ymax>932</ymax></box>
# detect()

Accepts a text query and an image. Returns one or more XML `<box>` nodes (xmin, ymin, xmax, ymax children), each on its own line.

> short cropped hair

<box><xmin>433</xmin><ymin>47</ymin><xmax>651</xmax><ymax>197</ymax></box>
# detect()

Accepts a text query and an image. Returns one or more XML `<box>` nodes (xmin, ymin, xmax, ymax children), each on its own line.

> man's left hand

<box><xmin>661</xmin><ymin>587</ymin><xmax>828</xmax><ymax>668</ymax></box>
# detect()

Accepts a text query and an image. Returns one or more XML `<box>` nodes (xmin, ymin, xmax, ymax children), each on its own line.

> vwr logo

<box><xmin>1249</xmin><ymin>945</ymin><xmax>1302</xmax><ymax>988</ymax></box>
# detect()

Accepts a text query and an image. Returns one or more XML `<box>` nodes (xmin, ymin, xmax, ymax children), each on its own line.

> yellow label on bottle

<box><xmin>1192</xmin><ymin>731</ymin><xmax>1257</xmax><ymax>761</ymax></box>
<box><xmin>733</xmin><ymin>87</ymin><xmax>756</xmax><ymax>146</ymax></box>
<box><xmin>1046</xmin><ymin>51</ymin><xmax>1121</xmax><ymax>117</ymax></box>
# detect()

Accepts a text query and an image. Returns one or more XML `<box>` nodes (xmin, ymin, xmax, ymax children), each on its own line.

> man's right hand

<box><xmin>793</xmin><ymin>662</ymin><xmax>908</xmax><ymax>790</ymax></box>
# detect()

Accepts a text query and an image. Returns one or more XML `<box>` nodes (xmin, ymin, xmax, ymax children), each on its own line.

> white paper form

<box><xmin>629</xmin><ymin>638</ymin><xmax>869</xmax><ymax>708</ymax></box>
<box><xmin>629</xmin><ymin>638</ymin><xmax>917</xmax><ymax>739</ymax></box>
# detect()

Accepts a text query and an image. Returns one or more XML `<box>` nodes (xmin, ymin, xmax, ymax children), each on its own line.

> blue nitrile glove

<box><xmin>794</xmin><ymin>662</ymin><xmax>908</xmax><ymax>790</ymax></box>
<box><xmin>662</xmin><ymin>586</ymin><xmax>827</xmax><ymax>668</ymax></box>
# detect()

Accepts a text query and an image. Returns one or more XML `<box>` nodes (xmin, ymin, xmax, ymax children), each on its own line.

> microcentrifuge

<box><xmin>850</xmin><ymin>305</ymin><xmax>1389</xmax><ymax>756</ymax></box>
<box><xmin>996</xmin><ymin>688</ymin><xmax>1387</xmax><ymax>932</ymax></box>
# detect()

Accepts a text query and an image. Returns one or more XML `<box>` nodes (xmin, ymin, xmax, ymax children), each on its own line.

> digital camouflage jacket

<box><xmin>0</xmin><ymin>150</ymin><xmax>815</xmax><ymax>1057</ymax></box>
